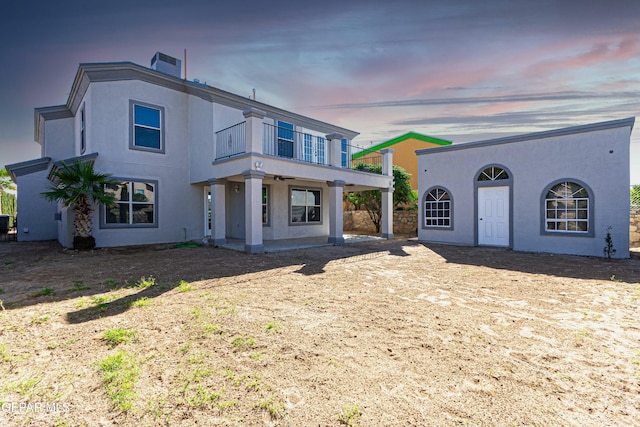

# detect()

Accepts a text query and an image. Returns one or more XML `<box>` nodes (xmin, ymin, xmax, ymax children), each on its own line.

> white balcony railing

<box><xmin>214</xmin><ymin>121</ymin><xmax>381</xmax><ymax>173</ymax></box>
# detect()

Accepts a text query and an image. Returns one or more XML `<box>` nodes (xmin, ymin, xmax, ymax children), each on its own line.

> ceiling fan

<box><xmin>273</xmin><ymin>175</ymin><xmax>295</xmax><ymax>181</ymax></box>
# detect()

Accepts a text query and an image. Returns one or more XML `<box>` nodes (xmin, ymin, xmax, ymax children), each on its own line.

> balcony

<box><xmin>215</xmin><ymin>121</ymin><xmax>382</xmax><ymax>172</ymax></box>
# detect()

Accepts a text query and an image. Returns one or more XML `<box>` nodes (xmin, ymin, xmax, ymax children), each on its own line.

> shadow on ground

<box><xmin>423</xmin><ymin>242</ymin><xmax>640</xmax><ymax>284</ymax></box>
<box><xmin>0</xmin><ymin>239</ymin><xmax>410</xmax><ymax>322</ymax></box>
<box><xmin>2</xmin><ymin>239</ymin><xmax>638</xmax><ymax>324</ymax></box>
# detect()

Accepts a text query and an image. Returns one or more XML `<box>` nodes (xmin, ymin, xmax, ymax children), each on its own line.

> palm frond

<box><xmin>41</xmin><ymin>159</ymin><xmax>120</xmax><ymax>208</ymax></box>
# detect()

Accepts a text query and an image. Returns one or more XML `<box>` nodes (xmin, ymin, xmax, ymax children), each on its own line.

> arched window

<box><xmin>423</xmin><ymin>187</ymin><xmax>452</xmax><ymax>228</ymax></box>
<box><xmin>478</xmin><ymin>166</ymin><xmax>509</xmax><ymax>181</ymax></box>
<box><xmin>544</xmin><ymin>181</ymin><xmax>591</xmax><ymax>233</ymax></box>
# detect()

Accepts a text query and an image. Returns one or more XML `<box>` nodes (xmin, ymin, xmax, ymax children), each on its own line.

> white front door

<box><xmin>478</xmin><ymin>186</ymin><xmax>509</xmax><ymax>247</ymax></box>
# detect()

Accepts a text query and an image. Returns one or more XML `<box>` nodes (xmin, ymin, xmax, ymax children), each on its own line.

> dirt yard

<box><xmin>0</xmin><ymin>238</ymin><xmax>639</xmax><ymax>426</ymax></box>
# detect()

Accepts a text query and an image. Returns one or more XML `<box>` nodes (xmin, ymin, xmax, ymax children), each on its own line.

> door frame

<box><xmin>474</xmin><ymin>164</ymin><xmax>513</xmax><ymax>248</ymax></box>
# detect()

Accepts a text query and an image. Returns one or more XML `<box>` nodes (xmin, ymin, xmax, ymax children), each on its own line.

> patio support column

<box><xmin>242</xmin><ymin>169</ymin><xmax>266</xmax><ymax>253</ymax></box>
<box><xmin>243</xmin><ymin>107</ymin><xmax>266</xmax><ymax>154</ymax></box>
<box><xmin>381</xmin><ymin>187</ymin><xmax>394</xmax><ymax>239</ymax></box>
<box><xmin>327</xmin><ymin>180</ymin><xmax>345</xmax><ymax>245</ymax></box>
<box><xmin>208</xmin><ymin>178</ymin><xmax>227</xmax><ymax>246</ymax></box>
<box><xmin>326</xmin><ymin>133</ymin><xmax>344</xmax><ymax>168</ymax></box>
<box><xmin>381</xmin><ymin>148</ymin><xmax>394</xmax><ymax>239</ymax></box>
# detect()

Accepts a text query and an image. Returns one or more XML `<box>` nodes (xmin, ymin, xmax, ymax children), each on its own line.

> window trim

<box><xmin>289</xmin><ymin>186</ymin><xmax>322</xmax><ymax>225</ymax></box>
<box><xmin>540</xmin><ymin>178</ymin><xmax>594</xmax><ymax>237</ymax></box>
<box><xmin>100</xmin><ymin>178</ymin><xmax>159</xmax><ymax>229</ymax></box>
<box><xmin>422</xmin><ymin>186</ymin><xmax>453</xmax><ymax>230</ymax></box>
<box><xmin>129</xmin><ymin>100</ymin><xmax>165</xmax><ymax>153</ymax></box>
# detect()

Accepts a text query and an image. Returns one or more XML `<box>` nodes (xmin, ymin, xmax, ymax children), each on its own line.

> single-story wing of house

<box><xmin>417</xmin><ymin>117</ymin><xmax>635</xmax><ymax>258</ymax></box>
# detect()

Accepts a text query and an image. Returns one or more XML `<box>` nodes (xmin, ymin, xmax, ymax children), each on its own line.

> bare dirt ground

<box><xmin>0</xmin><ymin>238</ymin><xmax>639</xmax><ymax>426</ymax></box>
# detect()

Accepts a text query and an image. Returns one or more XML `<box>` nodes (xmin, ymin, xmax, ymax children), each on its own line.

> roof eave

<box><xmin>415</xmin><ymin>117</ymin><xmax>636</xmax><ymax>156</ymax></box>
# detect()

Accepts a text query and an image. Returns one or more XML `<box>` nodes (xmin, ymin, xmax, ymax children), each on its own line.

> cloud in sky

<box><xmin>1</xmin><ymin>0</ymin><xmax>639</xmax><ymax>180</ymax></box>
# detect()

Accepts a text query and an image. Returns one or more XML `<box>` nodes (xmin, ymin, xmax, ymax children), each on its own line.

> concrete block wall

<box><xmin>343</xmin><ymin>210</ymin><xmax>418</xmax><ymax>235</ymax></box>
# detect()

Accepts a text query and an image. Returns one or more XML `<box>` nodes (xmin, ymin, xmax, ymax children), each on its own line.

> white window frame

<box><xmin>423</xmin><ymin>186</ymin><xmax>453</xmax><ymax>229</ymax></box>
<box><xmin>542</xmin><ymin>179</ymin><xmax>593</xmax><ymax>236</ymax></box>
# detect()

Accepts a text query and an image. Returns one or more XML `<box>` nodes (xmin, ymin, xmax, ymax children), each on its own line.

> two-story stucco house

<box><xmin>6</xmin><ymin>52</ymin><xmax>395</xmax><ymax>253</ymax></box>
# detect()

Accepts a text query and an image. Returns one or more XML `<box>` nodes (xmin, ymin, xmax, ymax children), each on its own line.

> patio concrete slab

<box><xmin>217</xmin><ymin>234</ymin><xmax>384</xmax><ymax>253</ymax></box>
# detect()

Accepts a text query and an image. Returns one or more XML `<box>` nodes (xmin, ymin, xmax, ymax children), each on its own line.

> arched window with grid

<box><xmin>423</xmin><ymin>187</ymin><xmax>452</xmax><ymax>229</ymax></box>
<box><xmin>543</xmin><ymin>180</ymin><xmax>592</xmax><ymax>234</ymax></box>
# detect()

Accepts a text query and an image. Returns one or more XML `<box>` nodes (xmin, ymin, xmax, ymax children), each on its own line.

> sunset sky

<box><xmin>1</xmin><ymin>0</ymin><xmax>638</xmax><ymax>182</ymax></box>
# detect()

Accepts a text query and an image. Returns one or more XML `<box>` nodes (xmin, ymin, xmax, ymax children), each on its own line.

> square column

<box><xmin>243</xmin><ymin>107</ymin><xmax>266</xmax><ymax>154</ymax></box>
<box><xmin>208</xmin><ymin>178</ymin><xmax>227</xmax><ymax>246</ymax></box>
<box><xmin>325</xmin><ymin>133</ymin><xmax>344</xmax><ymax>168</ymax></box>
<box><xmin>242</xmin><ymin>169</ymin><xmax>266</xmax><ymax>253</ymax></box>
<box><xmin>327</xmin><ymin>180</ymin><xmax>345</xmax><ymax>244</ymax></box>
<box><xmin>380</xmin><ymin>148</ymin><xmax>394</xmax><ymax>239</ymax></box>
<box><xmin>381</xmin><ymin>187</ymin><xmax>394</xmax><ymax>239</ymax></box>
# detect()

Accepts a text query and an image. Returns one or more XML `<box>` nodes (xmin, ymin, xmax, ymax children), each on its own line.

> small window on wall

<box><xmin>103</xmin><ymin>180</ymin><xmax>157</xmax><ymax>227</ymax></box>
<box><xmin>544</xmin><ymin>180</ymin><xmax>592</xmax><ymax>234</ymax></box>
<box><xmin>423</xmin><ymin>187</ymin><xmax>452</xmax><ymax>228</ymax></box>
<box><xmin>290</xmin><ymin>188</ymin><xmax>321</xmax><ymax>224</ymax></box>
<box><xmin>130</xmin><ymin>100</ymin><xmax>164</xmax><ymax>152</ymax></box>
<box><xmin>80</xmin><ymin>104</ymin><xmax>86</xmax><ymax>154</ymax></box>
<box><xmin>262</xmin><ymin>186</ymin><xmax>269</xmax><ymax>225</ymax></box>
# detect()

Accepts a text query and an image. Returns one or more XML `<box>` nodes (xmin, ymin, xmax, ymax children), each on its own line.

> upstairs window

<box><xmin>316</xmin><ymin>136</ymin><xmax>325</xmax><ymax>164</ymax></box>
<box><xmin>544</xmin><ymin>180</ymin><xmax>591</xmax><ymax>234</ymax></box>
<box><xmin>341</xmin><ymin>138</ymin><xmax>349</xmax><ymax>168</ymax></box>
<box><xmin>277</xmin><ymin>121</ymin><xmax>294</xmax><ymax>158</ymax></box>
<box><xmin>303</xmin><ymin>133</ymin><xmax>313</xmax><ymax>162</ymax></box>
<box><xmin>130</xmin><ymin>101</ymin><xmax>164</xmax><ymax>153</ymax></box>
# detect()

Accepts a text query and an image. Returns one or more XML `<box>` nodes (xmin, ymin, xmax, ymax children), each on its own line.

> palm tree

<box><xmin>41</xmin><ymin>159</ymin><xmax>120</xmax><ymax>250</ymax></box>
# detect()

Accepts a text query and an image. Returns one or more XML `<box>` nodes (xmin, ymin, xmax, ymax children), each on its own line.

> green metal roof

<box><xmin>352</xmin><ymin>131</ymin><xmax>452</xmax><ymax>159</ymax></box>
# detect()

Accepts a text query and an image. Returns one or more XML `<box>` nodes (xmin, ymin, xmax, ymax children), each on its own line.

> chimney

<box><xmin>150</xmin><ymin>52</ymin><xmax>182</xmax><ymax>78</ymax></box>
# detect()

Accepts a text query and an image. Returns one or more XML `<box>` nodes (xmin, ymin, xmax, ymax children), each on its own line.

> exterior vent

<box><xmin>150</xmin><ymin>52</ymin><xmax>182</xmax><ymax>78</ymax></box>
